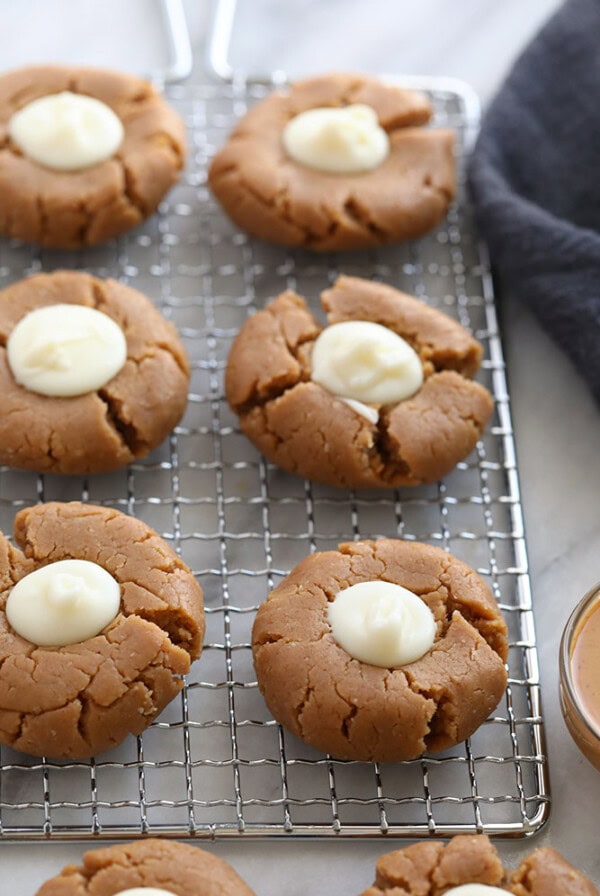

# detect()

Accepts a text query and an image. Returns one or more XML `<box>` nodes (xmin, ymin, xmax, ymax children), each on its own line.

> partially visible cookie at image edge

<box><xmin>0</xmin><ymin>270</ymin><xmax>190</xmax><ymax>475</ymax></box>
<box><xmin>35</xmin><ymin>839</ymin><xmax>256</xmax><ymax>896</ymax></box>
<box><xmin>0</xmin><ymin>64</ymin><xmax>186</xmax><ymax>248</ymax></box>
<box><xmin>0</xmin><ymin>501</ymin><xmax>205</xmax><ymax>759</ymax></box>
<box><xmin>360</xmin><ymin>835</ymin><xmax>599</xmax><ymax>896</ymax></box>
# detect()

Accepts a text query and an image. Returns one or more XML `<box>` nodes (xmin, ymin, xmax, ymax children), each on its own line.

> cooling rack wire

<box><xmin>0</xmin><ymin>71</ymin><xmax>549</xmax><ymax>839</ymax></box>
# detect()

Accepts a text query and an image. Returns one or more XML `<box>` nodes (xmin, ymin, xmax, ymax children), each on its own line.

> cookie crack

<box><xmin>402</xmin><ymin>669</ymin><xmax>440</xmax><ymax>740</ymax></box>
<box><xmin>254</xmin><ymin>403</ymin><xmax>287</xmax><ymax>452</ymax></box>
<box><xmin>423</xmin><ymin>695</ymin><xmax>456</xmax><ymax>750</ymax></box>
<box><xmin>425</xmin><ymin>853</ymin><xmax>440</xmax><ymax>893</ymax></box>
<box><xmin>47</xmin><ymin>428</ymin><xmax>63</xmax><ymax>465</ymax></box>
<box><xmin>4</xmin><ymin>711</ymin><xmax>26</xmax><ymax>746</ymax></box>
<box><xmin>267</xmin><ymin>305</ymin><xmax>318</xmax><ymax>359</ymax></box>
<box><xmin>458</xmin><ymin>408</ymin><xmax>485</xmax><ymax>435</ymax></box>
<box><xmin>133</xmin><ymin>343</ymin><xmax>189</xmax><ymax>378</ymax></box>
<box><xmin>115</xmin><ymin>155</ymin><xmax>147</xmax><ymax>218</ymax></box>
<box><xmin>510</xmin><ymin>864</ymin><xmax>536</xmax><ymax>895</ymax></box>
<box><xmin>131</xmin><ymin>607</ymin><xmax>198</xmax><ymax>656</ymax></box>
<box><xmin>341</xmin><ymin>700</ymin><xmax>358</xmax><ymax>740</ymax></box>
<box><xmin>236</xmin><ymin>171</ymin><xmax>321</xmax><ymax>245</ymax></box>
<box><xmin>233</xmin><ymin>343</ymin><xmax>312</xmax><ymax>414</ymax></box>
<box><xmin>371</xmin><ymin>411</ymin><xmax>411</xmax><ymax>480</ymax></box>
<box><xmin>96</xmin><ymin>389</ymin><xmax>144</xmax><ymax>456</ymax></box>
<box><xmin>439</xmin><ymin>558</ymin><xmax>507</xmax><ymax>657</ymax></box>
<box><xmin>75</xmin><ymin>696</ymin><xmax>94</xmax><ymax>749</ymax></box>
<box><xmin>153</xmin><ymin>129</ymin><xmax>185</xmax><ymax>169</ymax></box>
<box><xmin>35</xmin><ymin>194</ymin><xmax>49</xmax><ymax>243</ymax></box>
<box><xmin>254</xmin><ymin>623</ymin><xmax>329</xmax><ymax>651</ymax></box>
<box><xmin>342</xmin><ymin>195</ymin><xmax>389</xmax><ymax>241</ymax></box>
<box><xmin>425</xmin><ymin>177</ymin><xmax>454</xmax><ymax>206</ymax></box>
<box><xmin>296</xmin><ymin>683</ymin><xmax>315</xmax><ymax>738</ymax></box>
<box><xmin>90</xmin><ymin>279</ymin><xmax>109</xmax><ymax>312</ymax></box>
<box><xmin>279</xmin><ymin>199</ymin><xmax>321</xmax><ymax>243</ymax></box>
<box><xmin>90</xmin><ymin>281</ymin><xmax>191</xmax><ymax>382</ymax></box>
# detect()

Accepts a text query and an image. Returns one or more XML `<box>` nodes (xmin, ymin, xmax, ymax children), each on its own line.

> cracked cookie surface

<box><xmin>361</xmin><ymin>835</ymin><xmax>599</xmax><ymax>896</ymax></box>
<box><xmin>252</xmin><ymin>539</ymin><xmax>508</xmax><ymax>762</ymax></box>
<box><xmin>208</xmin><ymin>72</ymin><xmax>455</xmax><ymax>251</ymax></box>
<box><xmin>36</xmin><ymin>839</ymin><xmax>255</xmax><ymax>896</ymax></box>
<box><xmin>0</xmin><ymin>501</ymin><xmax>205</xmax><ymax>759</ymax></box>
<box><xmin>226</xmin><ymin>275</ymin><xmax>493</xmax><ymax>488</ymax></box>
<box><xmin>0</xmin><ymin>270</ymin><xmax>190</xmax><ymax>474</ymax></box>
<box><xmin>0</xmin><ymin>64</ymin><xmax>186</xmax><ymax>248</ymax></box>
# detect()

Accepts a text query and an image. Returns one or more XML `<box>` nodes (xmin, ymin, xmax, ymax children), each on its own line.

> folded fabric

<box><xmin>468</xmin><ymin>0</ymin><xmax>600</xmax><ymax>403</ymax></box>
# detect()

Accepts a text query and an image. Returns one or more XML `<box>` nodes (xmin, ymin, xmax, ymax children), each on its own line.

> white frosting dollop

<box><xmin>114</xmin><ymin>890</ymin><xmax>176</xmax><ymax>896</ymax></box>
<box><xmin>283</xmin><ymin>103</ymin><xmax>389</xmax><ymax>174</ymax></box>
<box><xmin>443</xmin><ymin>887</ymin><xmax>508</xmax><ymax>896</ymax></box>
<box><xmin>312</xmin><ymin>320</ymin><xmax>423</xmax><ymax>405</ymax></box>
<box><xmin>8</xmin><ymin>91</ymin><xmax>124</xmax><ymax>171</ymax></box>
<box><xmin>327</xmin><ymin>581</ymin><xmax>436</xmax><ymax>668</ymax></box>
<box><xmin>341</xmin><ymin>397</ymin><xmax>379</xmax><ymax>424</ymax></box>
<box><xmin>7</xmin><ymin>303</ymin><xmax>127</xmax><ymax>397</ymax></box>
<box><xmin>6</xmin><ymin>559</ymin><xmax>121</xmax><ymax>647</ymax></box>
<box><xmin>6</xmin><ymin>560</ymin><xmax>121</xmax><ymax>647</ymax></box>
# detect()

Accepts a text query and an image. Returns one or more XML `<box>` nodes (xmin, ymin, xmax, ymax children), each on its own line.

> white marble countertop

<box><xmin>4</xmin><ymin>0</ymin><xmax>600</xmax><ymax>892</ymax></box>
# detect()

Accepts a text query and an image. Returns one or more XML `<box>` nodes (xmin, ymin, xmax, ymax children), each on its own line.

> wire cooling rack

<box><xmin>0</xmin><ymin>64</ymin><xmax>550</xmax><ymax>839</ymax></box>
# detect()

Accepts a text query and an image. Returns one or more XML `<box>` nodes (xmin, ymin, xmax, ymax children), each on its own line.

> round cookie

<box><xmin>0</xmin><ymin>64</ymin><xmax>186</xmax><ymax>248</ymax></box>
<box><xmin>208</xmin><ymin>72</ymin><xmax>455</xmax><ymax>251</ymax></box>
<box><xmin>226</xmin><ymin>275</ymin><xmax>493</xmax><ymax>488</ymax></box>
<box><xmin>252</xmin><ymin>539</ymin><xmax>508</xmax><ymax>762</ymax></box>
<box><xmin>0</xmin><ymin>270</ymin><xmax>190</xmax><ymax>475</ymax></box>
<box><xmin>35</xmin><ymin>839</ymin><xmax>256</xmax><ymax>896</ymax></box>
<box><xmin>361</xmin><ymin>835</ymin><xmax>599</xmax><ymax>896</ymax></box>
<box><xmin>0</xmin><ymin>501</ymin><xmax>205</xmax><ymax>759</ymax></box>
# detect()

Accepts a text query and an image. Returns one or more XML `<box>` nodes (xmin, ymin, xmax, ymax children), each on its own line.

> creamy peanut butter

<box><xmin>560</xmin><ymin>584</ymin><xmax>600</xmax><ymax>771</ymax></box>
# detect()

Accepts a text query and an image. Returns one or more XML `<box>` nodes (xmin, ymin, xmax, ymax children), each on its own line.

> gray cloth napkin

<box><xmin>468</xmin><ymin>0</ymin><xmax>600</xmax><ymax>402</ymax></box>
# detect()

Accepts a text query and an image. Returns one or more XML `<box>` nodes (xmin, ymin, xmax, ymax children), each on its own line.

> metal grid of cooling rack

<box><xmin>0</xmin><ymin>75</ymin><xmax>550</xmax><ymax>840</ymax></box>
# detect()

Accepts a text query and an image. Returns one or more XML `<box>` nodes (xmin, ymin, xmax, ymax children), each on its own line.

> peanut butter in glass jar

<box><xmin>559</xmin><ymin>582</ymin><xmax>600</xmax><ymax>771</ymax></box>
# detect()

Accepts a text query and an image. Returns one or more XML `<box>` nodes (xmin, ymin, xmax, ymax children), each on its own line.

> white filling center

<box><xmin>7</xmin><ymin>303</ymin><xmax>127</xmax><ymax>397</ymax></box>
<box><xmin>114</xmin><ymin>889</ymin><xmax>177</xmax><ymax>896</ymax></box>
<box><xmin>327</xmin><ymin>581</ymin><xmax>436</xmax><ymax>668</ymax></box>
<box><xmin>283</xmin><ymin>104</ymin><xmax>389</xmax><ymax>174</ymax></box>
<box><xmin>115</xmin><ymin>887</ymin><xmax>173</xmax><ymax>896</ymax></box>
<box><xmin>6</xmin><ymin>559</ymin><xmax>121</xmax><ymax>647</ymax></box>
<box><xmin>8</xmin><ymin>90</ymin><xmax>124</xmax><ymax>171</ymax></box>
<box><xmin>311</xmin><ymin>320</ymin><xmax>423</xmax><ymax>406</ymax></box>
<box><xmin>443</xmin><ymin>887</ymin><xmax>509</xmax><ymax>896</ymax></box>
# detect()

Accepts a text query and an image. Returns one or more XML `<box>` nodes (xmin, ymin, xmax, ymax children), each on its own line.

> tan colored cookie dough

<box><xmin>252</xmin><ymin>539</ymin><xmax>508</xmax><ymax>762</ymax></box>
<box><xmin>226</xmin><ymin>275</ymin><xmax>493</xmax><ymax>488</ymax></box>
<box><xmin>0</xmin><ymin>65</ymin><xmax>186</xmax><ymax>248</ymax></box>
<box><xmin>361</xmin><ymin>836</ymin><xmax>599</xmax><ymax>896</ymax></box>
<box><xmin>0</xmin><ymin>270</ymin><xmax>190</xmax><ymax>475</ymax></box>
<box><xmin>36</xmin><ymin>839</ymin><xmax>256</xmax><ymax>896</ymax></box>
<box><xmin>0</xmin><ymin>501</ymin><xmax>205</xmax><ymax>759</ymax></box>
<box><xmin>208</xmin><ymin>72</ymin><xmax>455</xmax><ymax>251</ymax></box>
<box><xmin>510</xmin><ymin>846</ymin><xmax>598</xmax><ymax>896</ymax></box>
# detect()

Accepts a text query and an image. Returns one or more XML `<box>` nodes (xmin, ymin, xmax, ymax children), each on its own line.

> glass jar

<box><xmin>559</xmin><ymin>582</ymin><xmax>600</xmax><ymax>771</ymax></box>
